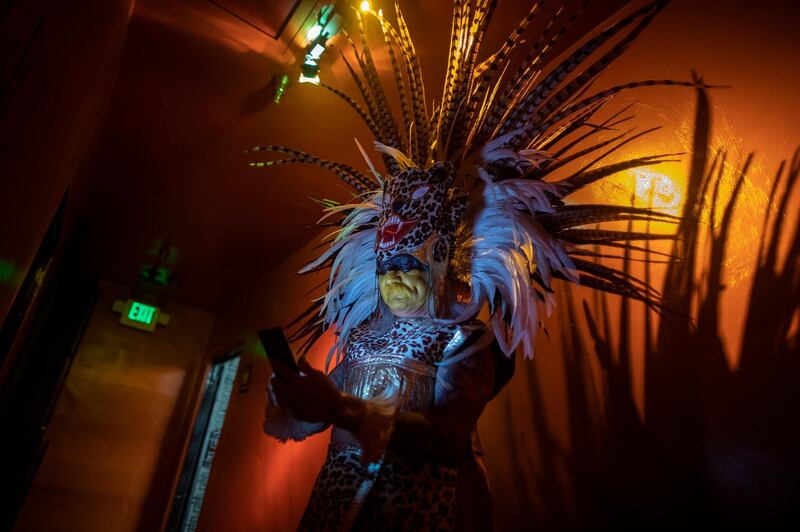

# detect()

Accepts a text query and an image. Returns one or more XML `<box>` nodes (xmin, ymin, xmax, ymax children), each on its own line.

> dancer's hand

<box><xmin>270</xmin><ymin>358</ymin><xmax>343</xmax><ymax>424</ymax></box>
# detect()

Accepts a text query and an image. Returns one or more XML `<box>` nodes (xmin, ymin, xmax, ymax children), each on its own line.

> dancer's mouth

<box><xmin>377</xmin><ymin>214</ymin><xmax>419</xmax><ymax>250</ymax></box>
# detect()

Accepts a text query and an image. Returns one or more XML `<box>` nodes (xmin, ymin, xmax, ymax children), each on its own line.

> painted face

<box><xmin>378</xmin><ymin>269</ymin><xmax>429</xmax><ymax>317</ymax></box>
<box><xmin>375</xmin><ymin>161</ymin><xmax>467</xmax><ymax>264</ymax></box>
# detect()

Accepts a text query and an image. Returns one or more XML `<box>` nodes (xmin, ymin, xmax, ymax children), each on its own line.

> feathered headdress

<box><xmin>249</xmin><ymin>0</ymin><xmax>699</xmax><ymax>362</ymax></box>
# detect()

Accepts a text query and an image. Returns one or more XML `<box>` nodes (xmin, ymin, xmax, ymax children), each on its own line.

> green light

<box><xmin>273</xmin><ymin>73</ymin><xmax>290</xmax><ymax>103</ymax></box>
<box><xmin>153</xmin><ymin>266</ymin><xmax>171</xmax><ymax>286</ymax></box>
<box><xmin>128</xmin><ymin>301</ymin><xmax>157</xmax><ymax>325</ymax></box>
<box><xmin>113</xmin><ymin>299</ymin><xmax>169</xmax><ymax>332</ymax></box>
<box><xmin>139</xmin><ymin>264</ymin><xmax>172</xmax><ymax>286</ymax></box>
<box><xmin>0</xmin><ymin>259</ymin><xmax>17</xmax><ymax>283</ymax></box>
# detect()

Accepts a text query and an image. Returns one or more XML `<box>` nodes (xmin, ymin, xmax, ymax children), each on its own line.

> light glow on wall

<box><xmin>633</xmin><ymin>169</ymin><xmax>681</xmax><ymax>210</ymax></box>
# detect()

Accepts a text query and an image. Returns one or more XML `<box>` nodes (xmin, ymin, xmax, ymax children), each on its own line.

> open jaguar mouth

<box><xmin>377</xmin><ymin>214</ymin><xmax>420</xmax><ymax>250</ymax></box>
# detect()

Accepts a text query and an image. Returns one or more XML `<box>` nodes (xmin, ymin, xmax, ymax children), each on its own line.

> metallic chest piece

<box><xmin>340</xmin><ymin>319</ymin><xmax>465</xmax><ymax>413</ymax></box>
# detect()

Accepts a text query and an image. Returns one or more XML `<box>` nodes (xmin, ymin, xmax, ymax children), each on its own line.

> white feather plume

<box><xmin>453</xmin><ymin>172</ymin><xmax>578</xmax><ymax>358</ymax></box>
<box><xmin>300</xmin><ymin>192</ymin><xmax>383</xmax><ymax>366</ymax></box>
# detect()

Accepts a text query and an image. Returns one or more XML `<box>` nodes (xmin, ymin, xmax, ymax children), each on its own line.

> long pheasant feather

<box><xmin>377</xmin><ymin>13</ymin><xmax>413</xmax><ymax>153</ymax></box>
<box><xmin>318</xmin><ymin>82</ymin><xmax>381</xmax><ymax>140</ymax></box>
<box><xmin>247</xmin><ymin>145</ymin><xmax>374</xmax><ymax>192</ymax></box>
<box><xmin>497</xmin><ymin>1</ymin><xmax>663</xmax><ymax>146</ymax></box>
<box><xmin>394</xmin><ymin>1</ymin><xmax>430</xmax><ymax>164</ymax></box>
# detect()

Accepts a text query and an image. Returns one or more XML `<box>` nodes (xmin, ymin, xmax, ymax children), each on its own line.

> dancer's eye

<box><xmin>411</xmin><ymin>185</ymin><xmax>430</xmax><ymax>200</ymax></box>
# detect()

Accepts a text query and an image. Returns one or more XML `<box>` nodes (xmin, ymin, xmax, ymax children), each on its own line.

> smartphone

<box><xmin>258</xmin><ymin>327</ymin><xmax>300</xmax><ymax>373</ymax></box>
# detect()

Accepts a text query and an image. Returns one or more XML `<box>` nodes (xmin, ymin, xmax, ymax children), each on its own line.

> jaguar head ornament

<box><xmin>375</xmin><ymin>161</ymin><xmax>467</xmax><ymax>267</ymax></box>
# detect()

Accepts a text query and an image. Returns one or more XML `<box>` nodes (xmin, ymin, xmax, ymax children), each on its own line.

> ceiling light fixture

<box><xmin>297</xmin><ymin>4</ymin><xmax>340</xmax><ymax>86</ymax></box>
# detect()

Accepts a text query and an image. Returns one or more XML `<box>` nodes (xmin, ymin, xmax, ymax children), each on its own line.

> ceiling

<box><xmin>70</xmin><ymin>0</ymin><xmax>800</xmax><ymax>313</ymax></box>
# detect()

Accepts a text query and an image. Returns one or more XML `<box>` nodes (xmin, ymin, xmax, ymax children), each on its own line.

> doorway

<box><xmin>166</xmin><ymin>351</ymin><xmax>241</xmax><ymax>532</ymax></box>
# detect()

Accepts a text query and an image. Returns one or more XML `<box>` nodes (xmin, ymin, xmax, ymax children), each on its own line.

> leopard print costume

<box><xmin>347</xmin><ymin>318</ymin><xmax>461</xmax><ymax>365</ymax></box>
<box><xmin>297</xmin><ymin>318</ymin><xmax>476</xmax><ymax>531</ymax></box>
<box><xmin>299</xmin><ymin>443</ymin><xmax>458</xmax><ymax>531</ymax></box>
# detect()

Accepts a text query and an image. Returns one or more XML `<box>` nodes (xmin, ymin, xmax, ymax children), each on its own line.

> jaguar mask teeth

<box><xmin>377</xmin><ymin>214</ymin><xmax>420</xmax><ymax>250</ymax></box>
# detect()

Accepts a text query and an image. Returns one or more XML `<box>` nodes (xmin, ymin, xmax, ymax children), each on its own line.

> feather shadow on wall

<box><xmin>484</xmin><ymin>82</ymin><xmax>800</xmax><ymax>530</ymax></box>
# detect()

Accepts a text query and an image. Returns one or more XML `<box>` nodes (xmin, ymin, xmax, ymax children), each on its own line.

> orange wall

<box><xmin>196</xmin><ymin>235</ymin><xmax>333</xmax><ymax>532</ymax></box>
<box><xmin>13</xmin><ymin>281</ymin><xmax>215</xmax><ymax>532</ymax></box>
<box><xmin>0</xmin><ymin>0</ymin><xmax>134</xmax><ymax>326</ymax></box>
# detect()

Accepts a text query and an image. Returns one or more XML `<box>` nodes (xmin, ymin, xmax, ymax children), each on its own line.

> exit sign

<box><xmin>128</xmin><ymin>301</ymin><xmax>157</xmax><ymax>325</ymax></box>
<box><xmin>112</xmin><ymin>299</ymin><xmax>170</xmax><ymax>332</ymax></box>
